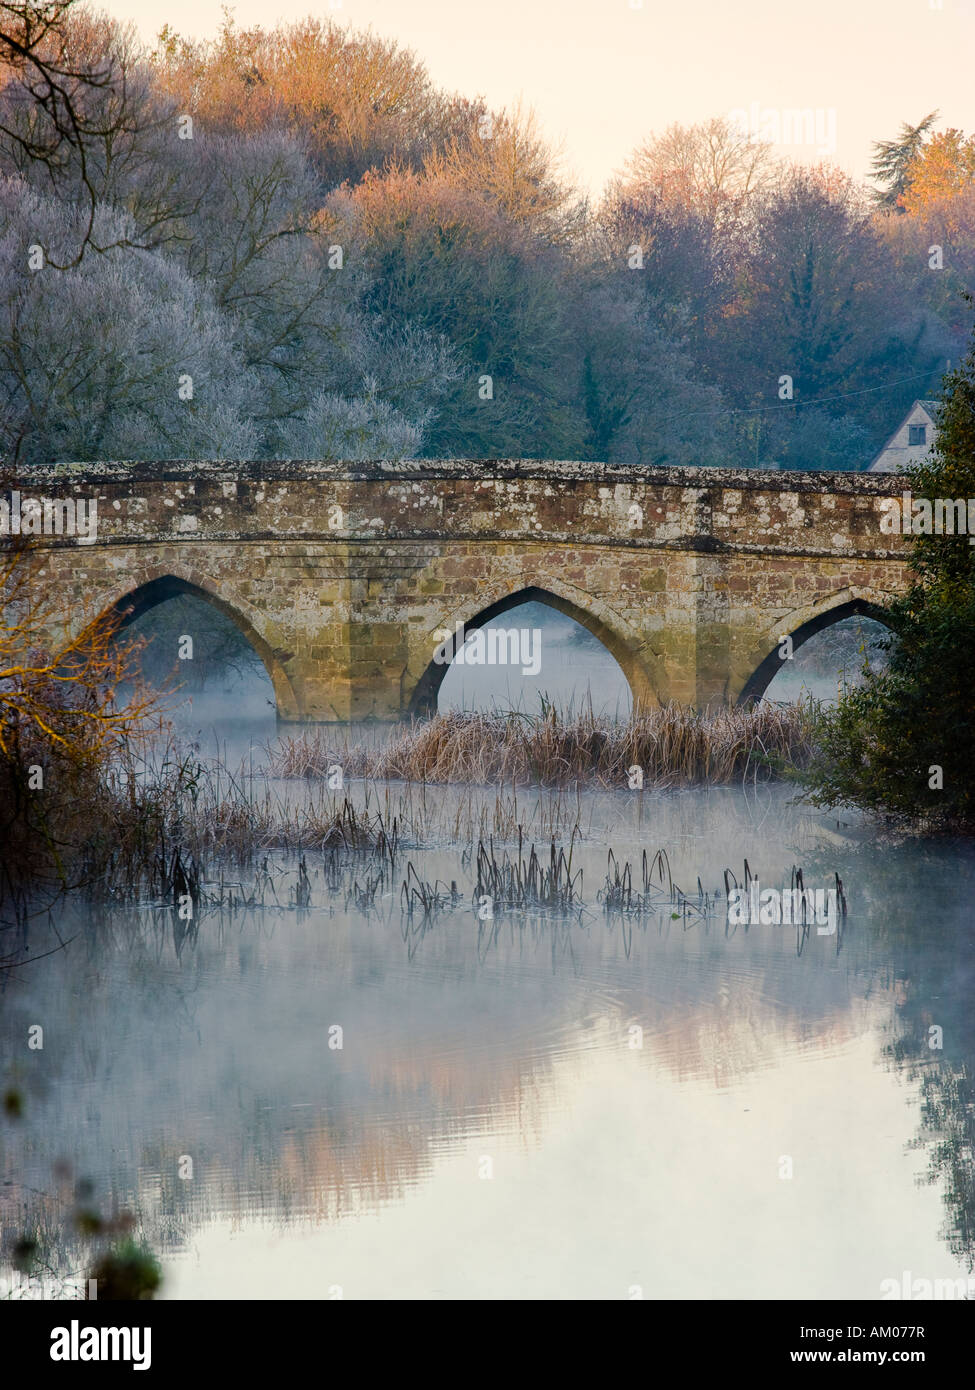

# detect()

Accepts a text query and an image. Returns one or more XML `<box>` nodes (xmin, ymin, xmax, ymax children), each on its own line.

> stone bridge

<box><xmin>7</xmin><ymin>460</ymin><xmax>913</xmax><ymax>721</ymax></box>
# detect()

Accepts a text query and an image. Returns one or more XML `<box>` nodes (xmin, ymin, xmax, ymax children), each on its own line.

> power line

<box><xmin>660</xmin><ymin>366</ymin><xmax>944</xmax><ymax>426</ymax></box>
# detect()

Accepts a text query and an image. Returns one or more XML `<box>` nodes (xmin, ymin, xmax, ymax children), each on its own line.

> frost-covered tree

<box><xmin>0</xmin><ymin>1</ymin><xmax>123</xmax><ymax>258</ymax></box>
<box><xmin>170</xmin><ymin>130</ymin><xmax>354</xmax><ymax>429</ymax></box>
<box><xmin>571</xmin><ymin>274</ymin><xmax>732</xmax><ymax>466</ymax></box>
<box><xmin>0</xmin><ymin>179</ymin><xmax>257</xmax><ymax>461</ymax></box>
<box><xmin>151</xmin><ymin>130</ymin><xmax>457</xmax><ymax>456</ymax></box>
<box><xmin>274</xmin><ymin>389</ymin><xmax>424</xmax><ymax>461</ymax></box>
<box><xmin>332</xmin><ymin>168</ymin><xmax>586</xmax><ymax>458</ymax></box>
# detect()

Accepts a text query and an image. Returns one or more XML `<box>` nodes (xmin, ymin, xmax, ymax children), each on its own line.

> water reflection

<box><xmin>2</xmin><ymin>784</ymin><xmax>974</xmax><ymax>1299</ymax></box>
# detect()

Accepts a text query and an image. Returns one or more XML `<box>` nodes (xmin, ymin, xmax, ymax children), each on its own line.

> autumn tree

<box><xmin>901</xmin><ymin>128</ymin><xmax>975</xmax><ymax>217</ymax></box>
<box><xmin>875</xmin><ymin>190</ymin><xmax>975</xmax><ymax>345</ymax></box>
<box><xmin>0</xmin><ymin>545</ymin><xmax>161</xmax><ymax>912</ymax></box>
<box><xmin>151</xmin><ymin>14</ymin><xmax>451</xmax><ymax>190</ymax></box>
<box><xmin>618</xmin><ymin>117</ymin><xmax>777</xmax><ymax>234</ymax></box>
<box><xmin>423</xmin><ymin>103</ymin><xmax>584</xmax><ymax>247</ymax></box>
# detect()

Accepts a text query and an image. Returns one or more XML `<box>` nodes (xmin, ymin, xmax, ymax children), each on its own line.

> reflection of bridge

<box><xmin>17</xmin><ymin>461</ymin><xmax>911</xmax><ymax>721</ymax></box>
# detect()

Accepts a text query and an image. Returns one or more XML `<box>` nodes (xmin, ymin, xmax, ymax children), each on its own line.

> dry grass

<box><xmin>79</xmin><ymin>752</ymin><xmax>400</xmax><ymax>905</ymax></box>
<box><xmin>269</xmin><ymin>702</ymin><xmax>816</xmax><ymax>789</ymax></box>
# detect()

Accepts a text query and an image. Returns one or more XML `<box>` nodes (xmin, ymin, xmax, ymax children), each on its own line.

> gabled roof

<box><xmin>866</xmin><ymin>398</ymin><xmax>942</xmax><ymax>472</ymax></box>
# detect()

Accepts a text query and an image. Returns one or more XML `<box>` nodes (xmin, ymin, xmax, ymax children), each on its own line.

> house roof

<box><xmin>865</xmin><ymin>398</ymin><xmax>942</xmax><ymax>471</ymax></box>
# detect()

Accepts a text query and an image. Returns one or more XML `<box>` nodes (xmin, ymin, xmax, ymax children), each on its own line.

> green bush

<box><xmin>803</xmin><ymin>307</ymin><xmax>975</xmax><ymax>831</ymax></box>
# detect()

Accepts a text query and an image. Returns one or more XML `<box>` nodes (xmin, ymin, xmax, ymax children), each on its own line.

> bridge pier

<box><xmin>278</xmin><ymin>622</ymin><xmax>411</xmax><ymax>722</ymax></box>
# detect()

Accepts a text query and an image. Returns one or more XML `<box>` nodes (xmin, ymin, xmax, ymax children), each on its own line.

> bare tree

<box><xmin>0</xmin><ymin>178</ymin><xmax>258</xmax><ymax>461</ymax></box>
<box><xmin>618</xmin><ymin>117</ymin><xmax>777</xmax><ymax>230</ymax></box>
<box><xmin>0</xmin><ymin>1</ymin><xmax>145</xmax><ymax>262</ymax></box>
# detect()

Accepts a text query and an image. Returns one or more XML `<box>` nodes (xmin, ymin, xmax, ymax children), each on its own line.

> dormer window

<box><xmin>909</xmin><ymin>425</ymin><xmax>927</xmax><ymax>446</ymax></box>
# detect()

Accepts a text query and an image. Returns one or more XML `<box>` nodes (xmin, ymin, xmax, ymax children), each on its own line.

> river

<box><xmin>3</xmin><ymin>774</ymin><xmax>974</xmax><ymax>1299</ymax></box>
<box><xmin>1</xmin><ymin>613</ymin><xmax>972</xmax><ymax>1302</ymax></box>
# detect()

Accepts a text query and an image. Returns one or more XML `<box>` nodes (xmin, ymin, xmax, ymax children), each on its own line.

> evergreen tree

<box><xmin>804</xmin><ymin>305</ymin><xmax>975</xmax><ymax>830</ymax></box>
<box><xmin>870</xmin><ymin>111</ymin><xmax>939</xmax><ymax>211</ymax></box>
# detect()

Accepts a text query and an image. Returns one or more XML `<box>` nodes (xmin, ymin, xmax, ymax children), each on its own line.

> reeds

<box><xmin>599</xmin><ymin>848</ymin><xmax>717</xmax><ymax>927</ymax></box>
<box><xmin>1</xmin><ymin>736</ymin><xmax>402</xmax><ymax>926</ymax></box>
<box><xmin>473</xmin><ymin>828</ymin><xmax>583</xmax><ymax>913</ymax></box>
<box><xmin>400</xmin><ymin>862</ymin><xmax>462</xmax><ymax>918</ymax></box>
<box><xmin>269</xmin><ymin>702</ymin><xmax>815</xmax><ymax>790</ymax></box>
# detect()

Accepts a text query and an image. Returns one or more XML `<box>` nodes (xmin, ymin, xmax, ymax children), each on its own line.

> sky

<box><xmin>105</xmin><ymin>0</ymin><xmax>975</xmax><ymax>197</ymax></box>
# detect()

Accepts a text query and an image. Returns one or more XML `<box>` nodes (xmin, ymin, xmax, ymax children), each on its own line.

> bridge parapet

<box><xmin>4</xmin><ymin>460</ymin><xmax>911</xmax><ymax>557</ymax></box>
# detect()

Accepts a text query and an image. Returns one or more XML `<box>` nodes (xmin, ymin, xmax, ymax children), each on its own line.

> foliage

<box><xmin>901</xmin><ymin>129</ymin><xmax>975</xmax><ymax>217</ymax></box>
<box><xmin>0</xmin><ymin>547</ymin><xmax>162</xmax><ymax>914</ymax></box>
<box><xmin>151</xmin><ymin>12</ymin><xmax>452</xmax><ymax>189</ymax></box>
<box><xmin>88</xmin><ymin>1240</ymin><xmax>161</xmax><ymax>1300</ymax></box>
<box><xmin>0</xmin><ymin>12</ymin><xmax>972</xmax><ymax>468</ymax></box>
<box><xmin>757</xmin><ymin>407</ymin><xmax>874</xmax><ymax>472</ymax></box>
<box><xmin>803</xmin><ymin>316</ymin><xmax>975</xmax><ymax>830</ymax></box>
<box><xmin>713</xmin><ymin>167</ymin><xmax>940</xmax><ymax>441</ymax></box>
<box><xmin>870</xmin><ymin>111</ymin><xmax>939</xmax><ymax>211</ymax></box>
<box><xmin>619</xmin><ymin>117</ymin><xmax>778</xmax><ymax>232</ymax></box>
<box><xmin>334</xmin><ymin>165</ymin><xmax>585</xmax><ymax>457</ymax></box>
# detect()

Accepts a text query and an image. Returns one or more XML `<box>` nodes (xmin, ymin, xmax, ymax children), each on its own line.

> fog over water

<box><xmin>3</xmin><ymin>598</ymin><xmax>971</xmax><ymax>1302</ymax></box>
<box><xmin>125</xmin><ymin>603</ymin><xmax>891</xmax><ymax>756</ymax></box>
<box><xmin>436</xmin><ymin>602</ymin><xmax>633</xmax><ymax>717</ymax></box>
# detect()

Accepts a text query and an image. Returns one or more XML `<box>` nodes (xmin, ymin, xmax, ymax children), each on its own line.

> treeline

<box><xmin>0</xmin><ymin>7</ymin><xmax>972</xmax><ymax>467</ymax></box>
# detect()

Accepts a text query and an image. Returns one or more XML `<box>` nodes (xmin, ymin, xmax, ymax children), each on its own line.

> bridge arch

<box><xmin>737</xmin><ymin>597</ymin><xmax>894</xmax><ymax>706</ymax></box>
<box><xmin>103</xmin><ymin>571</ymin><xmax>299</xmax><ymax>719</ymax></box>
<box><xmin>406</xmin><ymin>583</ymin><xmax>655</xmax><ymax>717</ymax></box>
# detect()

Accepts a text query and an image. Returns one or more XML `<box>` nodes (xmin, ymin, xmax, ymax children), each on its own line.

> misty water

<box><xmin>3</xmin><ymin>606</ymin><xmax>973</xmax><ymax>1301</ymax></box>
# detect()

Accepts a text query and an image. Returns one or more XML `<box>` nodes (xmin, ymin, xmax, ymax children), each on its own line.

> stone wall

<box><xmin>4</xmin><ymin>461</ymin><xmax>913</xmax><ymax>720</ymax></box>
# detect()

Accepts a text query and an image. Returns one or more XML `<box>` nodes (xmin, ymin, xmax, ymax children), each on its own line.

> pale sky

<box><xmin>107</xmin><ymin>0</ymin><xmax>975</xmax><ymax>196</ymax></box>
